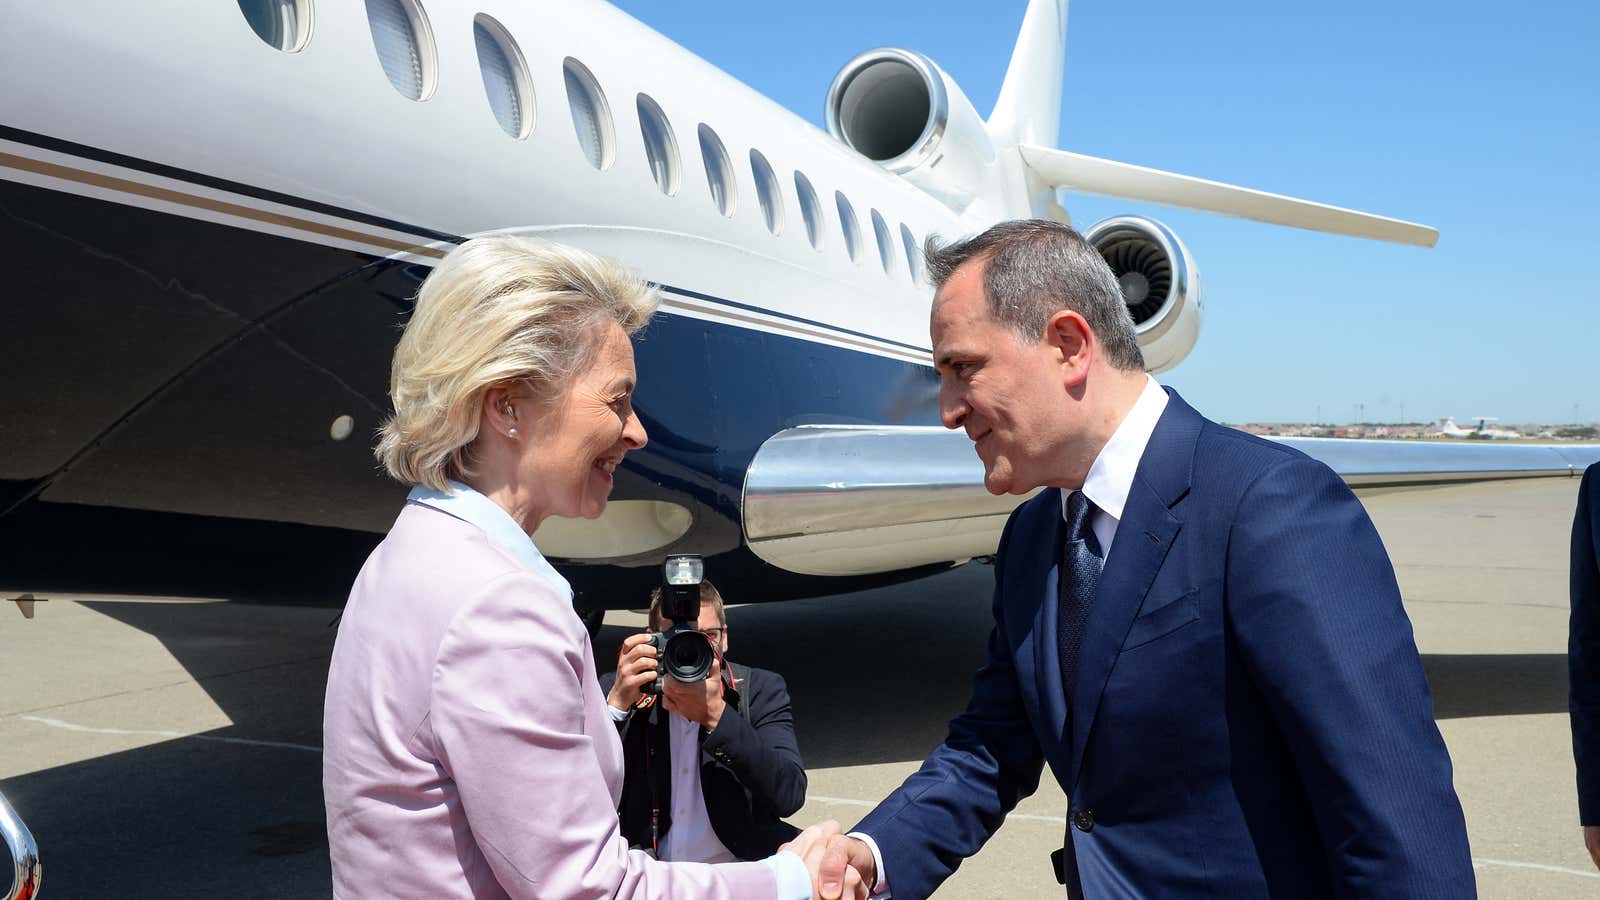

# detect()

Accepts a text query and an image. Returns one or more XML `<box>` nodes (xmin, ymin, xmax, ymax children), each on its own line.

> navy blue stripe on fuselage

<box><xmin>0</xmin><ymin>123</ymin><xmax>468</xmax><ymax>246</ymax></box>
<box><xmin>1</xmin><ymin>180</ymin><xmax>949</xmax><ymax>601</ymax></box>
<box><xmin>2</xmin><ymin>124</ymin><xmax>930</xmax><ymax>364</ymax></box>
<box><xmin>656</xmin><ymin>283</ymin><xmax>932</xmax><ymax>356</ymax></box>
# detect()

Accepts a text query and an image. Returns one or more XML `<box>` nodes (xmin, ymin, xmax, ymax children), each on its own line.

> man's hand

<box><xmin>1585</xmin><ymin>825</ymin><xmax>1600</xmax><ymax>871</ymax></box>
<box><xmin>813</xmin><ymin>834</ymin><xmax>876</xmax><ymax>900</ymax></box>
<box><xmin>780</xmin><ymin>822</ymin><xmax>868</xmax><ymax>900</ymax></box>
<box><xmin>606</xmin><ymin>633</ymin><xmax>657</xmax><ymax>712</ymax></box>
<box><xmin>661</xmin><ymin>655</ymin><xmax>726</xmax><ymax>731</ymax></box>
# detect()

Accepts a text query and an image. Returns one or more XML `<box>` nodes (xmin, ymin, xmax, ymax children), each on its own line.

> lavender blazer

<box><xmin>323</xmin><ymin>490</ymin><xmax>778</xmax><ymax>899</ymax></box>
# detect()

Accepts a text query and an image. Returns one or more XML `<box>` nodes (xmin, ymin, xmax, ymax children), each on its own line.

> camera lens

<box><xmin>663</xmin><ymin>628</ymin><xmax>713</xmax><ymax>683</ymax></box>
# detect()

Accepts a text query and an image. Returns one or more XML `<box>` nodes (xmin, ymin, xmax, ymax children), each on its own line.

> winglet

<box><xmin>987</xmin><ymin>0</ymin><xmax>1069</xmax><ymax>148</ymax></box>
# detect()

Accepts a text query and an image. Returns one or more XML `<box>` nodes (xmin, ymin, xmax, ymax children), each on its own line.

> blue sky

<box><xmin>613</xmin><ymin>0</ymin><xmax>1599</xmax><ymax>425</ymax></box>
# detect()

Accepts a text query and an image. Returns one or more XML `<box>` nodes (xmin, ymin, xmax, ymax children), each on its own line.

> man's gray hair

<box><xmin>925</xmin><ymin>219</ymin><xmax>1145</xmax><ymax>372</ymax></box>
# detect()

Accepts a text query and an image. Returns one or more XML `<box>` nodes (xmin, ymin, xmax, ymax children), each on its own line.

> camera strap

<box><xmin>725</xmin><ymin>660</ymin><xmax>749</xmax><ymax>722</ymax></box>
<box><xmin>643</xmin><ymin>703</ymin><xmax>664</xmax><ymax>857</ymax></box>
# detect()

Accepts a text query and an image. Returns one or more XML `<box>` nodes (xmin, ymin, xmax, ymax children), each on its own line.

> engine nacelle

<box><xmin>825</xmin><ymin>48</ymin><xmax>996</xmax><ymax>213</ymax></box>
<box><xmin>1083</xmin><ymin>216</ymin><xmax>1204</xmax><ymax>374</ymax></box>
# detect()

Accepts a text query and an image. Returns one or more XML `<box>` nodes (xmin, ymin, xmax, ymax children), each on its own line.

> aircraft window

<box><xmin>473</xmin><ymin>15</ymin><xmax>533</xmax><ymax>140</ymax></box>
<box><xmin>835</xmin><ymin>192</ymin><xmax>862</xmax><ymax>262</ymax></box>
<box><xmin>238</xmin><ymin>0</ymin><xmax>310</xmax><ymax>52</ymax></box>
<box><xmin>900</xmin><ymin>223</ymin><xmax>923</xmax><ymax>282</ymax></box>
<box><xmin>871</xmin><ymin>208</ymin><xmax>895</xmax><ymax>274</ymax></box>
<box><xmin>795</xmin><ymin>173</ymin><xmax>823</xmax><ymax>250</ymax></box>
<box><xmin>698</xmin><ymin>124</ymin><xmax>736</xmax><ymax>218</ymax></box>
<box><xmin>365</xmin><ymin>0</ymin><xmax>437</xmax><ymax>101</ymax></box>
<box><xmin>750</xmin><ymin>150</ymin><xmax>784</xmax><ymax>236</ymax></box>
<box><xmin>563</xmin><ymin>58</ymin><xmax>615</xmax><ymax>170</ymax></box>
<box><xmin>637</xmin><ymin>94</ymin><xmax>680</xmax><ymax>195</ymax></box>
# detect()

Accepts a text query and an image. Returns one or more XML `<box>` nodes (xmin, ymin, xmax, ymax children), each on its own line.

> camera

<box><xmin>643</xmin><ymin>555</ymin><xmax>716</xmax><ymax>695</ymax></box>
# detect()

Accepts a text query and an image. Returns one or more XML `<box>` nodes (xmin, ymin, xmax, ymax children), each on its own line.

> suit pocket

<box><xmin>1123</xmin><ymin>591</ymin><xmax>1199</xmax><ymax>650</ymax></box>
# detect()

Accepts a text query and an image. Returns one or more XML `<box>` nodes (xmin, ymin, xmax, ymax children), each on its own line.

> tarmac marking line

<box><xmin>1470</xmin><ymin>857</ymin><xmax>1599</xmax><ymax>879</ymax></box>
<box><xmin>18</xmin><ymin>715</ymin><xmax>322</xmax><ymax>754</ymax></box>
<box><xmin>1</xmin><ymin>651</ymin><xmax>332</xmax><ymax>719</ymax></box>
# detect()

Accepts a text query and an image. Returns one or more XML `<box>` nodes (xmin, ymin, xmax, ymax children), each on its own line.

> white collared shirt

<box><xmin>606</xmin><ymin>703</ymin><xmax>738</xmax><ymax>863</ymax></box>
<box><xmin>855</xmin><ymin>376</ymin><xmax>1169</xmax><ymax>897</ymax></box>
<box><xmin>1062</xmin><ymin>375</ymin><xmax>1169</xmax><ymax>559</ymax></box>
<box><xmin>406</xmin><ymin>480</ymin><xmax>572</xmax><ymax>599</ymax></box>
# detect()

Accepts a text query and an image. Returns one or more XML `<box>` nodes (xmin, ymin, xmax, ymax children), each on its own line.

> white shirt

<box><xmin>855</xmin><ymin>376</ymin><xmax>1169</xmax><ymax>897</ymax></box>
<box><xmin>1063</xmin><ymin>375</ymin><xmax>1170</xmax><ymax>560</ymax></box>
<box><xmin>607</xmin><ymin>704</ymin><xmax>738</xmax><ymax>863</ymax></box>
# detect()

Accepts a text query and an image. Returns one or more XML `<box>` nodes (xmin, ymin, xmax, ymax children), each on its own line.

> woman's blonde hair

<box><xmin>375</xmin><ymin>236</ymin><xmax>658</xmax><ymax>490</ymax></box>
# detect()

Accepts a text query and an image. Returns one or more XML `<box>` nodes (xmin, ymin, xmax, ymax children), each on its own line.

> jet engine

<box><xmin>1083</xmin><ymin>216</ymin><xmax>1203</xmax><ymax>373</ymax></box>
<box><xmin>825</xmin><ymin>48</ymin><xmax>996</xmax><ymax>213</ymax></box>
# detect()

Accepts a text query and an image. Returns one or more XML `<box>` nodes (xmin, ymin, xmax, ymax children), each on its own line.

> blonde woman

<box><xmin>321</xmin><ymin>237</ymin><xmax>857</xmax><ymax>900</ymax></box>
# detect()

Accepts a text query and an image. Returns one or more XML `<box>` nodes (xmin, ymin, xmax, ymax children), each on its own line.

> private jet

<box><xmin>4</xmin><ymin>0</ymin><xmax>1597</xmax><ymax>626</ymax></box>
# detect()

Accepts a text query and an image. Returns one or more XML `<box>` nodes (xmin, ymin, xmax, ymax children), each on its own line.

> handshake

<box><xmin>779</xmin><ymin>823</ymin><xmax>878</xmax><ymax>900</ymax></box>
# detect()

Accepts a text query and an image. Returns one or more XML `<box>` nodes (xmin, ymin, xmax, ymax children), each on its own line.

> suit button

<box><xmin>1073</xmin><ymin>810</ymin><xmax>1094</xmax><ymax>832</ymax></box>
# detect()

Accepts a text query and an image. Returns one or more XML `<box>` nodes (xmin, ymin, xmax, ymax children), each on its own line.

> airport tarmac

<box><xmin>1</xmin><ymin>475</ymin><xmax>1594</xmax><ymax>898</ymax></box>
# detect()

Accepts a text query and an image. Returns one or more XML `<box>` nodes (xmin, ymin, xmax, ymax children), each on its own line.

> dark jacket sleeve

<box><xmin>1572</xmin><ymin>463</ymin><xmax>1600</xmax><ymax>824</ymax></box>
<box><xmin>1227</xmin><ymin>456</ymin><xmax>1475</xmax><ymax>896</ymax></box>
<box><xmin>701</xmin><ymin>668</ymin><xmax>807</xmax><ymax>817</ymax></box>
<box><xmin>852</xmin><ymin>507</ymin><xmax>1046</xmax><ymax>900</ymax></box>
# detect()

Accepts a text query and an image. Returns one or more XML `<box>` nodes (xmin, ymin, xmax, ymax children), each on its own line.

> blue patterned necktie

<box><xmin>1058</xmin><ymin>490</ymin><xmax>1103</xmax><ymax>721</ymax></box>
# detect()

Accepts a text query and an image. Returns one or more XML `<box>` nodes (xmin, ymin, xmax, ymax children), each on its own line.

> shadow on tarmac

<box><xmin>2</xmin><ymin>555</ymin><xmax>1572</xmax><ymax>897</ymax></box>
<box><xmin>598</xmin><ymin>562</ymin><xmax>1004</xmax><ymax>770</ymax></box>
<box><xmin>0</xmin><ymin>498</ymin><xmax>378</xmax><ymax>604</ymax></box>
<box><xmin>1422</xmin><ymin>652</ymin><xmax>1567</xmax><ymax>720</ymax></box>
<box><xmin>2</xmin><ymin>598</ymin><xmax>338</xmax><ymax>899</ymax></box>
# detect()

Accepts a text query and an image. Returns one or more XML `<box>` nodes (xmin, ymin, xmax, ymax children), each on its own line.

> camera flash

<box><xmin>663</xmin><ymin>554</ymin><xmax>703</xmax><ymax>586</ymax></box>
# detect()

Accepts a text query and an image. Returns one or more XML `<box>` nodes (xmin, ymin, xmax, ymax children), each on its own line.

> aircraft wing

<box><xmin>1018</xmin><ymin>144</ymin><xmax>1439</xmax><ymax>248</ymax></box>
<box><xmin>743</xmin><ymin>426</ymin><xmax>1599</xmax><ymax>576</ymax></box>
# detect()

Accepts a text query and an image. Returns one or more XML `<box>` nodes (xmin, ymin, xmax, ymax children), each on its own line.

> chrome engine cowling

<box><xmin>825</xmin><ymin>49</ymin><xmax>996</xmax><ymax>213</ymax></box>
<box><xmin>1083</xmin><ymin>216</ymin><xmax>1204</xmax><ymax>373</ymax></box>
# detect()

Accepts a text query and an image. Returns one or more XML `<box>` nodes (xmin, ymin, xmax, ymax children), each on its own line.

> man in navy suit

<box><xmin>1571</xmin><ymin>461</ymin><xmax>1600</xmax><ymax>870</ymax></box>
<box><xmin>814</xmin><ymin>220</ymin><xmax>1474</xmax><ymax>898</ymax></box>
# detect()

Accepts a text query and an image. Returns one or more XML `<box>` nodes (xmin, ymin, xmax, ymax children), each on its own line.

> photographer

<box><xmin>600</xmin><ymin>580</ymin><xmax>806</xmax><ymax>863</ymax></box>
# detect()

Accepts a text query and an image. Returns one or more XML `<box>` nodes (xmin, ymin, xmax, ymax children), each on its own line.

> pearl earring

<box><xmin>508</xmin><ymin>427</ymin><xmax>519</xmax><ymax>438</ymax></box>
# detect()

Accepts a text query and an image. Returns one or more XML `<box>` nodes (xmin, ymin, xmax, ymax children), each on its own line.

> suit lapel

<box><xmin>1067</xmin><ymin>482</ymin><xmax>1180</xmax><ymax>789</ymax></box>
<box><xmin>1067</xmin><ymin>388</ymin><xmax>1201</xmax><ymax>790</ymax></box>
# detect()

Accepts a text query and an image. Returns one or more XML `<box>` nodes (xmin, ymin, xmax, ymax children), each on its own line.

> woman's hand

<box><xmin>606</xmin><ymin>633</ymin><xmax>658</xmax><ymax>712</ymax></box>
<box><xmin>780</xmin><ymin>822</ymin><xmax>870</xmax><ymax>900</ymax></box>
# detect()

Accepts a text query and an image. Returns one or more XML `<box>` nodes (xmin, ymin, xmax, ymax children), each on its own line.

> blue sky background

<box><xmin>613</xmin><ymin>0</ymin><xmax>1598</xmax><ymax>425</ymax></box>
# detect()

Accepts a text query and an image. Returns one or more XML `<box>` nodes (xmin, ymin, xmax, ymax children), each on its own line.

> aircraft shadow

<box><xmin>6</xmin><ymin>566</ymin><xmax>1564</xmax><ymax>897</ymax></box>
<box><xmin>594</xmin><ymin>563</ymin><xmax>1000</xmax><ymax>771</ymax></box>
<box><xmin>2</xmin><ymin>735</ymin><xmax>332</xmax><ymax>899</ymax></box>
<box><xmin>2</xmin><ymin>597</ymin><xmax>338</xmax><ymax>899</ymax></box>
<box><xmin>1421</xmin><ymin>652</ymin><xmax>1568</xmax><ymax>720</ymax></box>
<box><xmin>0</xmin><ymin>498</ymin><xmax>378</xmax><ymax>604</ymax></box>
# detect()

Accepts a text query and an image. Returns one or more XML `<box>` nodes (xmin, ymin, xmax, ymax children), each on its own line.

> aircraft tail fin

<box><xmin>991</xmin><ymin>1</ymin><xmax>1437</xmax><ymax>248</ymax></box>
<box><xmin>987</xmin><ymin>0</ymin><xmax>1069</xmax><ymax>149</ymax></box>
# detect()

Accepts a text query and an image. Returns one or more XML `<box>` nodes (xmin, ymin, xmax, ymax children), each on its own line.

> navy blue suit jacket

<box><xmin>857</xmin><ymin>389</ymin><xmax>1474</xmax><ymax>898</ymax></box>
<box><xmin>1571</xmin><ymin>462</ymin><xmax>1600</xmax><ymax>824</ymax></box>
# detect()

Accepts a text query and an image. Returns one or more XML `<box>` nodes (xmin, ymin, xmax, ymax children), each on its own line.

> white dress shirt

<box><xmin>1065</xmin><ymin>375</ymin><xmax>1170</xmax><ymax>561</ymax></box>
<box><xmin>606</xmin><ymin>704</ymin><xmax>738</xmax><ymax>863</ymax></box>
<box><xmin>854</xmin><ymin>376</ymin><xmax>1168</xmax><ymax>897</ymax></box>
